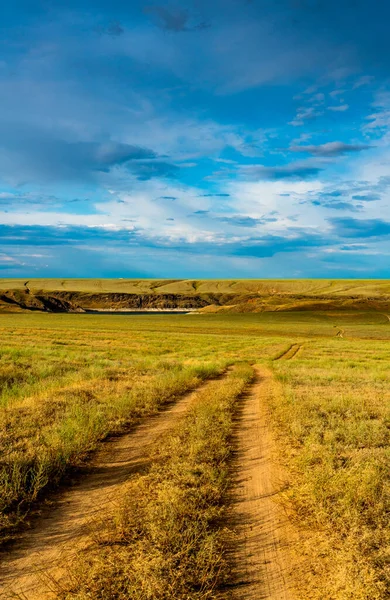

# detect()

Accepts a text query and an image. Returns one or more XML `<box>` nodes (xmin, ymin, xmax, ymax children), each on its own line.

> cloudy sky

<box><xmin>1</xmin><ymin>0</ymin><xmax>390</xmax><ymax>278</ymax></box>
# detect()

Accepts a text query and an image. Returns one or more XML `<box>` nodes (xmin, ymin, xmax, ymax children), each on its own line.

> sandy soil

<box><xmin>224</xmin><ymin>366</ymin><xmax>298</xmax><ymax>599</ymax></box>
<box><xmin>0</xmin><ymin>380</ymin><xmax>215</xmax><ymax>600</ymax></box>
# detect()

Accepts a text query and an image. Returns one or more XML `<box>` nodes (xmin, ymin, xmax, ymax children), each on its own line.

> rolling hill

<box><xmin>0</xmin><ymin>278</ymin><xmax>389</xmax><ymax>313</ymax></box>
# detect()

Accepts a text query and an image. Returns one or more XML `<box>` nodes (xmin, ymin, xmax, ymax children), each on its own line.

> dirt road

<box><xmin>0</xmin><ymin>378</ymin><xmax>218</xmax><ymax>600</ymax></box>
<box><xmin>275</xmin><ymin>344</ymin><xmax>302</xmax><ymax>361</ymax></box>
<box><xmin>225</xmin><ymin>366</ymin><xmax>297</xmax><ymax>599</ymax></box>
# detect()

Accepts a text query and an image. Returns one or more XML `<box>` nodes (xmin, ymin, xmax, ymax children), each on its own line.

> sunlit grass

<box><xmin>0</xmin><ymin>311</ymin><xmax>389</xmax><ymax>598</ymax></box>
<box><xmin>271</xmin><ymin>340</ymin><xmax>390</xmax><ymax>599</ymax></box>
<box><xmin>60</xmin><ymin>365</ymin><xmax>254</xmax><ymax>600</ymax></box>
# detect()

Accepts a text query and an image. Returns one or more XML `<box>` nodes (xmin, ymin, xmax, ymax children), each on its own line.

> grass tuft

<box><xmin>59</xmin><ymin>365</ymin><xmax>254</xmax><ymax>600</ymax></box>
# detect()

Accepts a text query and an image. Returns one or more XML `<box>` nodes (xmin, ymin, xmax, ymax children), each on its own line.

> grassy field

<box><xmin>61</xmin><ymin>365</ymin><xmax>254</xmax><ymax>600</ymax></box>
<box><xmin>1</xmin><ymin>277</ymin><xmax>390</xmax><ymax>296</ymax></box>
<box><xmin>0</xmin><ymin>310</ymin><xmax>389</xmax><ymax>599</ymax></box>
<box><xmin>271</xmin><ymin>338</ymin><xmax>390</xmax><ymax>599</ymax></box>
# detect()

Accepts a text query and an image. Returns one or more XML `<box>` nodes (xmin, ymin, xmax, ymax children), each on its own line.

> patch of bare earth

<box><xmin>0</xmin><ymin>379</ymin><xmax>219</xmax><ymax>600</ymax></box>
<box><xmin>223</xmin><ymin>366</ymin><xmax>299</xmax><ymax>600</ymax></box>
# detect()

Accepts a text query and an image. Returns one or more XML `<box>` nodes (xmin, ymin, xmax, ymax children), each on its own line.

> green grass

<box><xmin>0</xmin><ymin>313</ymin><xmax>279</xmax><ymax>544</ymax></box>
<box><xmin>270</xmin><ymin>339</ymin><xmax>390</xmax><ymax>599</ymax></box>
<box><xmin>0</xmin><ymin>310</ymin><xmax>389</xmax><ymax>598</ymax></box>
<box><xmin>60</xmin><ymin>365</ymin><xmax>254</xmax><ymax>600</ymax></box>
<box><xmin>0</xmin><ymin>363</ymin><xmax>224</xmax><ymax>543</ymax></box>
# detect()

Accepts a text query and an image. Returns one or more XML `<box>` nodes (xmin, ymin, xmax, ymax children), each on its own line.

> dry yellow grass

<box><xmin>270</xmin><ymin>339</ymin><xmax>390</xmax><ymax>599</ymax></box>
<box><xmin>0</xmin><ymin>311</ymin><xmax>388</xmax><ymax>598</ymax></box>
<box><xmin>1</xmin><ymin>278</ymin><xmax>390</xmax><ymax>296</ymax></box>
<box><xmin>58</xmin><ymin>366</ymin><xmax>254</xmax><ymax>600</ymax></box>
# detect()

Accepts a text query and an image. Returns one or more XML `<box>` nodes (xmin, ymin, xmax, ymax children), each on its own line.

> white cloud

<box><xmin>289</xmin><ymin>105</ymin><xmax>324</xmax><ymax>127</ymax></box>
<box><xmin>224</xmin><ymin>179</ymin><xmax>325</xmax><ymax>232</ymax></box>
<box><xmin>329</xmin><ymin>89</ymin><xmax>345</xmax><ymax>98</ymax></box>
<box><xmin>364</xmin><ymin>92</ymin><xmax>390</xmax><ymax>131</ymax></box>
<box><xmin>328</xmin><ymin>104</ymin><xmax>349</xmax><ymax>112</ymax></box>
<box><xmin>353</xmin><ymin>75</ymin><xmax>374</xmax><ymax>89</ymax></box>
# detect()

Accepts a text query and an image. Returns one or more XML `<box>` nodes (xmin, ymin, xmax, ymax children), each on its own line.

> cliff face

<box><xmin>50</xmin><ymin>291</ymin><xmax>236</xmax><ymax>310</ymax></box>
<box><xmin>0</xmin><ymin>290</ymin><xmax>83</xmax><ymax>313</ymax></box>
<box><xmin>0</xmin><ymin>290</ymin><xmax>235</xmax><ymax>313</ymax></box>
<box><xmin>1</xmin><ymin>288</ymin><xmax>390</xmax><ymax>313</ymax></box>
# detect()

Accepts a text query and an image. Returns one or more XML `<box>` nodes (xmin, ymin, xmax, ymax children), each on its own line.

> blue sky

<box><xmin>1</xmin><ymin>0</ymin><xmax>390</xmax><ymax>278</ymax></box>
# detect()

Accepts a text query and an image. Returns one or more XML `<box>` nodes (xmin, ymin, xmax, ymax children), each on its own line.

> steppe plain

<box><xmin>0</xmin><ymin>279</ymin><xmax>388</xmax><ymax>599</ymax></box>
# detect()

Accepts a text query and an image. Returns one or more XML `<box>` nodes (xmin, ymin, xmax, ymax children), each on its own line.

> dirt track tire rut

<box><xmin>224</xmin><ymin>366</ymin><xmax>297</xmax><ymax>599</ymax></box>
<box><xmin>274</xmin><ymin>344</ymin><xmax>302</xmax><ymax>361</ymax></box>
<box><xmin>0</xmin><ymin>376</ymin><xmax>223</xmax><ymax>600</ymax></box>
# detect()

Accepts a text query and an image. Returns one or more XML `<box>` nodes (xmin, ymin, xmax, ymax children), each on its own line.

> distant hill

<box><xmin>0</xmin><ymin>279</ymin><xmax>389</xmax><ymax>313</ymax></box>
